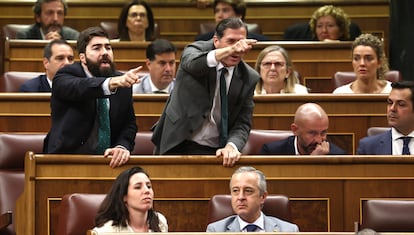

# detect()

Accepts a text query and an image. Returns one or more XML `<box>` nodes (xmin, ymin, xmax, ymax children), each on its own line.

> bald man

<box><xmin>260</xmin><ymin>103</ymin><xmax>346</xmax><ymax>155</ymax></box>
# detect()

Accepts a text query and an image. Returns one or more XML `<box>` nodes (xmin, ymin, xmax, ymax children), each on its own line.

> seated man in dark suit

<box><xmin>195</xmin><ymin>0</ymin><xmax>268</xmax><ymax>41</ymax></box>
<box><xmin>16</xmin><ymin>0</ymin><xmax>79</xmax><ymax>40</ymax></box>
<box><xmin>260</xmin><ymin>103</ymin><xmax>346</xmax><ymax>155</ymax></box>
<box><xmin>19</xmin><ymin>39</ymin><xmax>74</xmax><ymax>92</ymax></box>
<box><xmin>357</xmin><ymin>81</ymin><xmax>414</xmax><ymax>155</ymax></box>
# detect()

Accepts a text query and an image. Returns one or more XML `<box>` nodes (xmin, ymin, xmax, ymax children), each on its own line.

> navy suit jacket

<box><xmin>16</xmin><ymin>24</ymin><xmax>79</xmax><ymax>40</ymax></box>
<box><xmin>19</xmin><ymin>74</ymin><xmax>51</xmax><ymax>92</ymax></box>
<box><xmin>196</xmin><ymin>31</ymin><xmax>268</xmax><ymax>41</ymax></box>
<box><xmin>206</xmin><ymin>214</ymin><xmax>299</xmax><ymax>232</ymax></box>
<box><xmin>152</xmin><ymin>40</ymin><xmax>260</xmax><ymax>154</ymax></box>
<box><xmin>44</xmin><ymin>62</ymin><xmax>137</xmax><ymax>154</ymax></box>
<box><xmin>260</xmin><ymin>136</ymin><xmax>346</xmax><ymax>155</ymax></box>
<box><xmin>357</xmin><ymin>130</ymin><xmax>392</xmax><ymax>155</ymax></box>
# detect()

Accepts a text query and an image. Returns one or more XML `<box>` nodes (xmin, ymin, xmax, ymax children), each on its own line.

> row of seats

<box><xmin>0</xmin><ymin>127</ymin><xmax>394</xmax><ymax>234</ymax></box>
<box><xmin>56</xmin><ymin>193</ymin><xmax>414</xmax><ymax>235</ymax></box>
<box><xmin>2</xmin><ymin>22</ymin><xmax>260</xmax><ymax>41</ymax></box>
<box><xmin>57</xmin><ymin>193</ymin><xmax>290</xmax><ymax>235</ymax></box>
<box><xmin>0</xmin><ymin>129</ymin><xmax>292</xmax><ymax>235</ymax></box>
<box><xmin>0</xmin><ymin>70</ymin><xmax>402</xmax><ymax>92</ymax></box>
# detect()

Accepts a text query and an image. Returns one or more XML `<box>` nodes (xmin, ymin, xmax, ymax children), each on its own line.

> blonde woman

<box><xmin>254</xmin><ymin>45</ymin><xmax>308</xmax><ymax>94</ymax></box>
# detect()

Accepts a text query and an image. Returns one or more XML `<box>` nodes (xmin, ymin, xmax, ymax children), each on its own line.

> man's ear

<box><xmin>43</xmin><ymin>57</ymin><xmax>49</xmax><ymax>70</ymax></box>
<box><xmin>79</xmin><ymin>53</ymin><xmax>86</xmax><ymax>63</ymax></box>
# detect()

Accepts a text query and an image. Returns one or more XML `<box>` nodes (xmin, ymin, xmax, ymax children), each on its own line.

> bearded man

<box><xmin>44</xmin><ymin>27</ymin><xmax>140</xmax><ymax>168</ymax></box>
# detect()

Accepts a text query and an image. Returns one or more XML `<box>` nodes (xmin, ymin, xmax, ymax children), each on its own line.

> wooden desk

<box><xmin>0</xmin><ymin>0</ymin><xmax>389</xmax><ymax>42</ymax></box>
<box><xmin>3</xmin><ymin>40</ymin><xmax>353</xmax><ymax>93</ymax></box>
<box><xmin>0</xmin><ymin>93</ymin><xmax>389</xmax><ymax>154</ymax></box>
<box><xmin>15</xmin><ymin>154</ymin><xmax>414</xmax><ymax>235</ymax></box>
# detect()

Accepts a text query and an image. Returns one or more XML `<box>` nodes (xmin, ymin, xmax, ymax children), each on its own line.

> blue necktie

<box><xmin>219</xmin><ymin>68</ymin><xmax>228</xmax><ymax>147</ymax></box>
<box><xmin>96</xmin><ymin>98</ymin><xmax>111</xmax><ymax>154</ymax></box>
<box><xmin>401</xmin><ymin>136</ymin><xmax>412</xmax><ymax>155</ymax></box>
<box><xmin>245</xmin><ymin>224</ymin><xmax>257</xmax><ymax>232</ymax></box>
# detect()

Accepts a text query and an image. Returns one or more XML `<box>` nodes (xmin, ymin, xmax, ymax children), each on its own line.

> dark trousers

<box><xmin>165</xmin><ymin>140</ymin><xmax>218</xmax><ymax>155</ymax></box>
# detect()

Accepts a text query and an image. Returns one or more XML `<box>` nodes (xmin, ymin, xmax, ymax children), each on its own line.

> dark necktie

<box><xmin>154</xmin><ymin>90</ymin><xmax>167</xmax><ymax>94</ymax></box>
<box><xmin>96</xmin><ymin>98</ymin><xmax>111</xmax><ymax>154</ymax></box>
<box><xmin>401</xmin><ymin>136</ymin><xmax>412</xmax><ymax>155</ymax></box>
<box><xmin>245</xmin><ymin>224</ymin><xmax>257</xmax><ymax>232</ymax></box>
<box><xmin>219</xmin><ymin>68</ymin><xmax>228</xmax><ymax>147</ymax></box>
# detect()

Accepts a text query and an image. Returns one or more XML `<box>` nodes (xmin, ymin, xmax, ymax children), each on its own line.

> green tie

<box><xmin>96</xmin><ymin>98</ymin><xmax>111</xmax><ymax>154</ymax></box>
<box><xmin>219</xmin><ymin>68</ymin><xmax>228</xmax><ymax>147</ymax></box>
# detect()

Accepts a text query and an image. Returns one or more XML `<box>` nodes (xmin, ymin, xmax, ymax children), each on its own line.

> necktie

<box><xmin>401</xmin><ymin>136</ymin><xmax>412</xmax><ymax>155</ymax></box>
<box><xmin>219</xmin><ymin>68</ymin><xmax>228</xmax><ymax>147</ymax></box>
<box><xmin>96</xmin><ymin>98</ymin><xmax>111</xmax><ymax>154</ymax></box>
<box><xmin>245</xmin><ymin>224</ymin><xmax>257</xmax><ymax>232</ymax></box>
<box><xmin>154</xmin><ymin>90</ymin><xmax>167</xmax><ymax>94</ymax></box>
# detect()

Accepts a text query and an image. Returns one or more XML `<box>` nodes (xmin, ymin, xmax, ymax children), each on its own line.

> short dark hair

<box><xmin>215</xmin><ymin>17</ymin><xmax>247</xmax><ymax>39</ymax></box>
<box><xmin>33</xmin><ymin>0</ymin><xmax>68</xmax><ymax>16</ymax></box>
<box><xmin>213</xmin><ymin>0</ymin><xmax>246</xmax><ymax>21</ymax></box>
<box><xmin>146</xmin><ymin>39</ymin><xmax>177</xmax><ymax>61</ymax></box>
<box><xmin>391</xmin><ymin>80</ymin><xmax>414</xmax><ymax>109</ymax></box>
<box><xmin>43</xmin><ymin>39</ymin><xmax>71</xmax><ymax>59</ymax></box>
<box><xmin>76</xmin><ymin>27</ymin><xmax>109</xmax><ymax>54</ymax></box>
<box><xmin>118</xmin><ymin>0</ymin><xmax>155</xmax><ymax>41</ymax></box>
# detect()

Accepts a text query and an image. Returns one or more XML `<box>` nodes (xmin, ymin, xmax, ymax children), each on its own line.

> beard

<box><xmin>85</xmin><ymin>55</ymin><xmax>116</xmax><ymax>77</ymax></box>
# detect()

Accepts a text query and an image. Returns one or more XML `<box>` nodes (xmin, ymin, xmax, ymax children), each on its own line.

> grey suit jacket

<box><xmin>357</xmin><ymin>130</ymin><xmax>392</xmax><ymax>155</ymax></box>
<box><xmin>206</xmin><ymin>214</ymin><xmax>299</xmax><ymax>232</ymax></box>
<box><xmin>132</xmin><ymin>74</ymin><xmax>175</xmax><ymax>94</ymax></box>
<box><xmin>152</xmin><ymin>40</ymin><xmax>259</xmax><ymax>154</ymax></box>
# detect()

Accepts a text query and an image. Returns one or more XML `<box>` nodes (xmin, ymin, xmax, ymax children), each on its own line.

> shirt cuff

<box><xmin>207</xmin><ymin>50</ymin><xmax>218</xmax><ymax>67</ymax></box>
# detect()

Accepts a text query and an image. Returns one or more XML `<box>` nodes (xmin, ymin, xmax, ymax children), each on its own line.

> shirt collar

<box><xmin>237</xmin><ymin>211</ymin><xmax>264</xmax><ymax>231</ymax></box>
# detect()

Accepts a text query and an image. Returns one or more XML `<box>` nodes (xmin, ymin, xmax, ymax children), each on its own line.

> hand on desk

<box><xmin>216</xmin><ymin>144</ymin><xmax>241</xmax><ymax>168</ymax></box>
<box><xmin>104</xmin><ymin>147</ymin><xmax>130</xmax><ymax>168</ymax></box>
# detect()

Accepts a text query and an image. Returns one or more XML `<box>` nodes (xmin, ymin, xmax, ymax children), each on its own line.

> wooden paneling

<box><xmin>3</xmin><ymin>40</ymin><xmax>354</xmax><ymax>93</ymax></box>
<box><xmin>0</xmin><ymin>1</ymin><xmax>390</xmax><ymax>42</ymax></box>
<box><xmin>15</xmin><ymin>154</ymin><xmax>414</xmax><ymax>235</ymax></box>
<box><xmin>0</xmin><ymin>93</ymin><xmax>389</xmax><ymax>154</ymax></box>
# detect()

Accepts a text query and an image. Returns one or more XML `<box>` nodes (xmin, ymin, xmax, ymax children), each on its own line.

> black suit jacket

<box><xmin>260</xmin><ymin>136</ymin><xmax>346</xmax><ymax>155</ymax></box>
<box><xmin>16</xmin><ymin>24</ymin><xmax>79</xmax><ymax>40</ymax></box>
<box><xmin>44</xmin><ymin>62</ymin><xmax>137</xmax><ymax>154</ymax></box>
<box><xmin>196</xmin><ymin>31</ymin><xmax>268</xmax><ymax>41</ymax></box>
<box><xmin>152</xmin><ymin>40</ymin><xmax>260</xmax><ymax>154</ymax></box>
<box><xmin>19</xmin><ymin>74</ymin><xmax>51</xmax><ymax>92</ymax></box>
<box><xmin>283</xmin><ymin>22</ymin><xmax>361</xmax><ymax>41</ymax></box>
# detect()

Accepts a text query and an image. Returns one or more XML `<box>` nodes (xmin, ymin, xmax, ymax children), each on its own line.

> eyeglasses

<box><xmin>261</xmin><ymin>61</ymin><xmax>286</xmax><ymax>69</ymax></box>
<box><xmin>128</xmin><ymin>12</ymin><xmax>147</xmax><ymax>18</ymax></box>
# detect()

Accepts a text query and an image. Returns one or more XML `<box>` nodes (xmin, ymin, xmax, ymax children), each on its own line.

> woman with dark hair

<box><xmin>93</xmin><ymin>166</ymin><xmax>168</xmax><ymax>232</ymax></box>
<box><xmin>117</xmin><ymin>0</ymin><xmax>155</xmax><ymax>41</ymax></box>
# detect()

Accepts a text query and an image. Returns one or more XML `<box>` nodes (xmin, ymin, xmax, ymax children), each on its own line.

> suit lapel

<box><xmin>380</xmin><ymin>131</ymin><xmax>393</xmax><ymax>154</ymax></box>
<box><xmin>226</xmin><ymin>218</ymin><xmax>240</xmax><ymax>232</ymax></box>
<box><xmin>263</xmin><ymin>215</ymin><xmax>280</xmax><ymax>232</ymax></box>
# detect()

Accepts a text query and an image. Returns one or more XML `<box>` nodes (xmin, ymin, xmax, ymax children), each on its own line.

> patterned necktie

<box><xmin>96</xmin><ymin>98</ymin><xmax>111</xmax><ymax>154</ymax></box>
<box><xmin>219</xmin><ymin>68</ymin><xmax>228</xmax><ymax>147</ymax></box>
<box><xmin>401</xmin><ymin>136</ymin><xmax>412</xmax><ymax>155</ymax></box>
<box><xmin>245</xmin><ymin>224</ymin><xmax>257</xmax><ymax>232</ymax></box>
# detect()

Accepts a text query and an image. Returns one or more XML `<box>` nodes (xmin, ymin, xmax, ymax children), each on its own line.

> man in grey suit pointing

<box><xmin>206</xmin><ymin>166</ymin><xmax>299</xmax><ymax>232</ymax></box>
<box><xmin>152</xmin><ymin>17</ymin><xmax>259</xmax><ymax>167</ymax></box>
